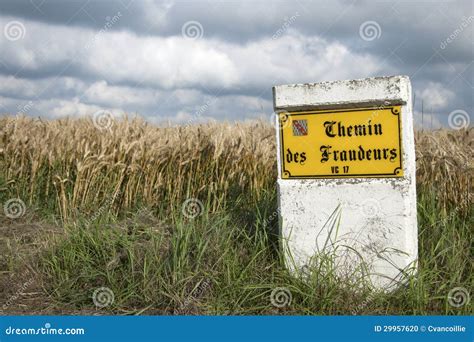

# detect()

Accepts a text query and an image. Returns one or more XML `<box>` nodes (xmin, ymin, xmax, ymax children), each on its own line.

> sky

<box><xmin>0</xmin><ymin>0</ymin><xmax>472</xmax><ymax>129</ymax></box>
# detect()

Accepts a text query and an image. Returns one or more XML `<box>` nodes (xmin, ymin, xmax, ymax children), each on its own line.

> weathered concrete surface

<box><xmin>274</xmin><ymin>75</ymin><xmax>417</xmax><ymax>290</ymax></box>
<box><xmin>273</xmin><ymin>76</ymin><xmax>409</xmax><ymax>111</ymax></box>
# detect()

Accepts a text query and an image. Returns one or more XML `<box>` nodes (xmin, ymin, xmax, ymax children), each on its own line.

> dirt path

<box><xmin>0</xmin><ymin>217</ymin><xmax>65</xmax><ymax>314</ymax></box>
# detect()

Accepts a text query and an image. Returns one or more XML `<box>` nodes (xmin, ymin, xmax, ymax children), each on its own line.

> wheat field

<box><xmin>1</xmin><ymin>116</ymin><xmax>471</xmax><ymax>218</ymax></box>
<box><xmin>0</xmin><ymin>116</ymin><xmax>472</xmax><ymax>315</ymax></box>
<box><xmin>1</xmin><ymin>116</ymin><xmax>275</xmax><ymax>220</ymax></box>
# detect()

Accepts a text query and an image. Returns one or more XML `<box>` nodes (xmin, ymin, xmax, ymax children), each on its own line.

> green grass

<box><xmin>35</xmin><ymin>187</ymin><xmax>472</xmax><ymax>315</ymax></box>
<box><xmin>1</xmin><ymin>120</ymin><xmax>471</xmax><ymax>315</ymax></box>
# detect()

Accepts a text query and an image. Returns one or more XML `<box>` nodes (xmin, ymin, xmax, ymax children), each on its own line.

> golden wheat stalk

<box><xmin>1</xmin><ymin>116</ymin><xmax>471</xmax><ymax>220</ymax></box>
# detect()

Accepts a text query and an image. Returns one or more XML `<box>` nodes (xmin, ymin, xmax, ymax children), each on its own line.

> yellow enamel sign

<box><xmin>278</xmin><ymin>106</ymin><xmax>403</xmax><ymax>179</ymax></box>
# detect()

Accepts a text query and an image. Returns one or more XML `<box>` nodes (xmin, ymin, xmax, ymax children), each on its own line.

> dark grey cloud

<box><xmin>0</xmin><ymin>0</ymin><xmax>155</xmax><ymax>33</ymax></box>
<box><xmin>0</xmin><ymin>0</ymin><xmax>472</xmax><ymax>128</ymax></box>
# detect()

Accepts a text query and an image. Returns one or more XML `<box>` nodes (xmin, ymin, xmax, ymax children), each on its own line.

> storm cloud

<box><xmin>0</xmin><ymin>0</ymin><xmax>472</xmax><ymax>128</ymax></box>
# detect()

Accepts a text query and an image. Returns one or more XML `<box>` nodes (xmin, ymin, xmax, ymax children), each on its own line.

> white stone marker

<box><xmin>273</xmin><ymin>75</ymin><xmax>417</xmax><ymax>290</ymax></box>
